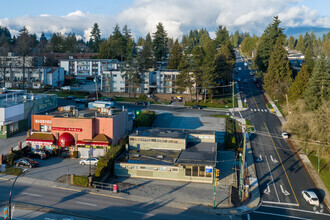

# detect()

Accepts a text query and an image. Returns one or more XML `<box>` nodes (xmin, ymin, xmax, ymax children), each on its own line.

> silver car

<box><xmin>79</xmin><ymin>157</ymin><xmax>99</xmax><ymax>166</ymax></box>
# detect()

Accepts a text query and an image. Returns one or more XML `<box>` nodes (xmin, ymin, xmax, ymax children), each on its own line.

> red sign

<box><xmin>52</xmin><ymin>127</ymin><xmax>82</xmax><ymax>132</ymax></box>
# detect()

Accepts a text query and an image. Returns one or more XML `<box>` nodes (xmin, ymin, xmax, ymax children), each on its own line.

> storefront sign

<box><xmin>52</xmin><ymin>127</ymin><xmax>82</xmax><ymax>132</ymax></box>
<box><xmin>35</xmin><ymin>119</ymin><xmax>52</xmax><ymax>124</ymax></box>
<box><xmin>30</xmin><ymin>141</ymin><xmax>53</xmax><ymax>146</ymax></box>
<box><xmin>205</xmin><ymin>166</ymin><xmax>213</xmax><ymax>173</ymax></box>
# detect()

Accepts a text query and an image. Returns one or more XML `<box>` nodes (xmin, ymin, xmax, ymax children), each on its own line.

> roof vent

<box><xmin>64</xmin><ymin>113</ymin><xmax>69</xmax><ymax>117</ymax></box>
<box><xmin>132</xmin><ymin>154</ymin><xmax>140</xmax><ymax>158</ymax></box>
<box><xmin>157</xmin><ymin>155</ymin><xmax>164</xmax><ymax>159</ymax></box>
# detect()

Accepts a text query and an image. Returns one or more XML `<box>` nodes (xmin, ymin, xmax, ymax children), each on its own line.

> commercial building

<box><xmin>26</xmin><ymin>106</ymin><xmax>133</xmax><ymax>158</ymax></box>
<box><xmin>115</xmin><ymin>127</ymin><xmax>217</xmax><ymax>184</ymax></box>
<box><xmin>0</xmin><ymin>89</ymin><xmax>58</xmax><ymax>138</ymax></box>
<box><xmin>59</xmin><ymin>58</ymin><xmax>123</xmax><ymax>77</ymax></box>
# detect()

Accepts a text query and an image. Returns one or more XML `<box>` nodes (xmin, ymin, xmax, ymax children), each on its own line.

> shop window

<box><xmin>154</xmin><ymin>168</ymin><xmax>158</xmax><ymax>171</ymax></box>
<box><xmin>151</xmin><ymin>139</ymin><xmax>156</xmax><ymax>142</ymax></box>
<box><xmin>199</xmin><ymin>166</ymin><xmax>205</xmax><ymax>177</ymax></box>
<box><xmin>206</xmin><ymin>170</ymin><xmax>212</xmax><ymax>178</ymax></box>
<box><xmin>173</xmin><ymin>140</ymin><xmax>178</xmax><ymax>143</ymax></box>
<box><xmin>172</xmin><ymin>168</ymin><xmax>179</xmax><ymax>172</ymax></box>
<box><xmin>185</xmin><ymin>166</ymin><xmax>192</xmax><ymax>176</ymax></box>
<box><xmin>140</xmin><ymin>166</ymin><xmax>146</xmax><ymax>170</ymax></box>
<box><xmin>161</xmin><ymin>140</ymin><xmax>167</xmax><ymax>143</ymax></box>
<box><xmin>130</xmin><ymin>138</ymin><xmax>135</xmax><ymax>141</ymax></box>
<box><xmin>192</xmin><ymin>166</ymin><xmax>198</xmax><ymax>177</ymax></box>
<box><xmin>146</xmin><ymin>167</ymin><xmax>152</xmax><ymax>171</ymax></box>
<box><xmin>157</xmin><ymin>139</ymin><xmax>162</xmax><ymax>142</ymax></box>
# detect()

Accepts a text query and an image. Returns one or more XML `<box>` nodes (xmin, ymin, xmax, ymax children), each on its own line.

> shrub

<box><xmin>138</xmin><ymin>94</ymin><xmax>147</xmax><ymax>101</ymax></box>
<box><xmin>135</xmin><ymin>111</ymin><xmax>156</xmax><ymax>127</ymax></box>
<box><xmin>72</xmin><ymin>151</ymin><xmax>79</xmax><ymax>158</ymax></box>
<box><xmin>6</xmin><ymin>151</ymin><xmax>22</xmax><ymax>166</ymax></box>
<box><xmin>52</xmin><ymin>148</ymin><xmax>58</xmax><ymax>156</ymax></box>
<box><xmin>73</xmin><ymin>175</ymin><xmax>89</xmax><ymax>187</ymax></box>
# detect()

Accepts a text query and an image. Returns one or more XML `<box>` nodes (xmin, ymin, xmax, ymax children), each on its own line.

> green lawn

<box><xmin>308</xmin><ymin>154</ymin><xmax>330</xmax><ymax>192</ymax></box>
<box><xmin>267</xmin><ymin>103</ymin><xmax>273</xmax><ymax>109</ymax></box>
<box><xmin>49</xmin><ymin>91</ymin><xmax>90</xmax><ymax>98</ymax></box>
<box><xmin>113</xmin><ymin>97</ymin><xmax>161</xmax><ymax>104</ymax></box>
<box><xmin>1</xmin><ymin>166</ymin><xmax>23</xmax><ymax>176</ymax></box>
<box><xmin>185</xmin><ymin>96</ymin><xmax>237</xmax><ymax>108</ymax></box>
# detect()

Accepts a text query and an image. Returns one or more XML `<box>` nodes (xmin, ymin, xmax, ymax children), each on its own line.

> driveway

<box><xmin>0</xmin><ymin>132</ymin><xmax>27</xmax><ymax>155</ymax></box>
<box><xmin>23</xmin><ymin>157</ymin><xmax>96</xmax><ymax>182</ymax></box>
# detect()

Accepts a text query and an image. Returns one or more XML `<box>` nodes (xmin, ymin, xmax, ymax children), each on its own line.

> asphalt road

<box><xmin>0</xmin><ymin>181</ymin><xmax>240</xmax><ymax>220</ymax></box>
<box><xmin>234</xmin><ymin>52</ymin><xmax>329</xmax><ymax>220</ymax></box>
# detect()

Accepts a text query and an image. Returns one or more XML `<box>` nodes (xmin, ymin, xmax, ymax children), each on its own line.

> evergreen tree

<box><xmin>304</xmin><ymin>54</ymin><xmax>329</xmax><ymax>110</ymax></box>
<box><xmin>288</xmin><ymin>65</ymin><xmax>310</xmax><ymax>103</ymax></box>
<box><xmin>140</xmin><ymin>33</ymin><xmax>155</xmax><ymax>69</ymax></box>
<box><xmin>214</xmin><ymin>25</ymin><xmax>229</xmax><ymax>48</ymax></box>
<box><xmin>255</xmin><ymin>16</ymin><xmax>285</xmax><ymax>72</ymax></box>
<box><xmin>295</xmin><ymin>34</ymin><xmax>304</xmax><ymax>51</ymax></box>
<box><xmin>176</xmin><ymin>54</ymin><xmax>194</xmax><ymax>101</ymax></box>
<box><xmin>304</xmin><ymin>45</ymin><xmax>314</xmax><ymax>73</ymax></box>
<box><xmin>288</xmin><ymin>36</ymin><xmax>295</xmax><ymax>50</ymax></box>
<box><xmin>167</xmin><ymin>39</ymin><xmax>182</xmax><ymax>69</ymax></box>
<box><xmin>152</xmin><ymin>22</ymin><xmax>168</xmax><ymax>61</ymax></box>
<box><xmin>64</xmin><ymin>33</ymin><xmax>77</xmax><ymax>53</ymax></box>
<box><xmin>263</xmin><ymin>38</ymin><xmax>292</xmax><ymax>101</ymax></box>
<box><xmin>50</xmin><ymin>32</ymin><xmax>65</xmax><ymax>52</ymax></box>
<box><xmin>90</xmin><ymin>23</ymin><xmax>101</xmax><ymax>52</ymax></box>
<box><xmin>136</xmin><ymin>37</ymin><xmax>144</xmax><ymax>46</ymax></box>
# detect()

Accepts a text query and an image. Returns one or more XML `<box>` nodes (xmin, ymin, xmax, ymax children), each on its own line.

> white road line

<box><xmin>21</xmin><ymin>192</ymin><xmax>43</xmax><ymax>197</ymax></box>
<box><xmin>261</xmin><ymin>109</ymin><xmax>264</xmax><ymax>112</ymax></box>
<box><xmin>259</xmin><ymin>155</ymin><xmax>262</xmax><ymax>160</ymax></box>
<box><xmin>263</xmin><ymin>201</ymin><xmax>299</xmax><ymax>207</ymax></box>
<box><xmin>132</xmin><ymin>211</ymin><xmax>155</xmax><ymax>216</ymax></box>
<box><xmin>262</xmin><ymin>204</ymin><xmax>330</xmax><ymax>217</ymax></box>
<box><xmin>254</xmin><ymin>109</ymin><xmax>257</xmax><ymax>111</ymax></box>
<box><xmin>258</xmin><ymin>109</ymin><xmax>260</xmax><ymax>111</ymax></box>
<box><xmin>280</xmin><ymin>185</ymin><xmax>290</xmax><ymax>196</ymax></box>
<box><xmin>247</xmin><ymin>214</ymin><xmax>250</xmax><ymax>220</ymax></box>
<box><xmin>238</xmin><ymin>110</ymin><xmax>243</xmax><ymax>118</ymax></box>
<box><xmin>76</xmin><ymin>201</ymin><xmax>97</xmax><ymax>207</ymax></box>
<box><xmin>253</xmin><ymin>211</ymin><xmax>311</xmax><ymax>220</ymax></box>
<box><xmin>265</xmin><ymin>156</ymin><xmax>280</xmax><ymax>202</ymax></box>
<box><xmin>250</xmin><ymin>109</ymin><xmax>253</xmax><ymax>111</ymax></box>
<box><xmin>270</xmin><ymin>155</ymin><xmax>278</xmax><ymax>163</ymax></box>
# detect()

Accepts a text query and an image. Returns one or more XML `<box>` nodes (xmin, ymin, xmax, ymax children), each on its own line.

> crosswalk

<box><xmin>250</xmin><ymin>108</ymin><xmax>270</xmax><ymax>112</ymax></box>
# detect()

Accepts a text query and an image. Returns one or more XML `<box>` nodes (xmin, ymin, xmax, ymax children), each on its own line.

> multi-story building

<box><xmin>0</xmin><ymin>53</ymin><xmax>64</xmax><ymax>89</ymax></box>
<box><xmin>0</xmin><ymin>89</ymin><xmax>58</xmax><ymax>138</ymax></box>
<box><xmin>59</xmin><ymin>58</ymin><xmax>123</xmax><ymax>77</ymax></box>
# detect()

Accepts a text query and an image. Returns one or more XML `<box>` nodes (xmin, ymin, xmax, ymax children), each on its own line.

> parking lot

<box><xmin>21</xmin><ymin>157</ymin><xmax>96</xmax><ymax>182</ymax></box>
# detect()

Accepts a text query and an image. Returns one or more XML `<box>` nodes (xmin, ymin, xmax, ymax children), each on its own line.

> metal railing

<box><xmin>92</xmin><ymin>181</ymin><xmax>113</xmax><ymax>191</ymax></box>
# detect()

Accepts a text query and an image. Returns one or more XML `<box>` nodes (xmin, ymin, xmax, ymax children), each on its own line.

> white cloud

<box><xmin>0</xmin><ymin>0</ymin><xmax>329</xmax><ymax>41</ymax></box>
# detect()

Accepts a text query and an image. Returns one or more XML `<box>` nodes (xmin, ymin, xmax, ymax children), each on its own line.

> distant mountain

<box><xmin>284</xmin><ymin>26</ymin><xmax>330</xmax><ymax>38</ymax></box>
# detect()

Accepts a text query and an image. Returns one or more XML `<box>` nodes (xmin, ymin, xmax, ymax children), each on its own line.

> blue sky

<box><xmin>0</xmin><ymin>0</ymin><xmax>329</xmax><ymax>39</ymax></box>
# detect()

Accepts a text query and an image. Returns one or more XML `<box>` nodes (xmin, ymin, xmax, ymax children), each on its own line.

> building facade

<box><xmin>0</xmin><ymin>90</ymin><xmax>58</xmax><ymax>138</ymax></box>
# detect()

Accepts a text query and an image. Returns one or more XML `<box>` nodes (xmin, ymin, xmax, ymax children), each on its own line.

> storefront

<box><xmin>26</xmin><ymin>132</ymin><xmax>55</xmax><ymax>153</ymax></box>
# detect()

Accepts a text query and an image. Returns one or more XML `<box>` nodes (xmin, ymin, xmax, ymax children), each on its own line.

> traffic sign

<box><xmin>4</xmin><ymin>206</ymin><xmax>8</xmax><ymax>219</ymax></box>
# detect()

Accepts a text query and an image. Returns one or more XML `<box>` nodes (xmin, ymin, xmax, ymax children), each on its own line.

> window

<box><xmin>168</xmin><ymin>140</ymin><xmax>173</xmax><ymax>143</ymax></box>
<box><xmin>172</xmin><ymin>168</ymin><xmax>179</xmax><ymax>172</ymax></box>
<box><xmin>146</xmin><ymin>167</ymin><xmax>152</xmax><ymax>171</ymax></box>
<box><xmin>192</xmin><ymin>166</ymin><xmax>198</xmax><ymax>177</ymax></box>
<box><xmin>199</xmin><ymin>166</ymin><xmax>205</xmax><ymax>177</ymax></box>
<box><xmin>151</xmin><ymin>139</ymin><xmax>156</xmax><ymax>142</ymax></box>
<box><xmin>140</xmin><ymin>166</ymin><xmax>146</xmax><ymax>170</ymax></box>
<box><xmin>185</xmin><ymin>166</ymin><xmax>192</xmax><ymax>176</ymax></box>
<box><xmin>130</xmin><ymin>138</ymin><xmax>135</xmax><ymax>141</ymax></box>
<box><xmin>173</xmin><ymin>140</ymin><xmax>178</xmax><ymax>143</ymax></box>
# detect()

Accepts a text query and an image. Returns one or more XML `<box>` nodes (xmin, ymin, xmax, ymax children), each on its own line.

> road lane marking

<box><xmin>76</xmin><ymin>201</ymin><xmax>97</xmax><ymax>207</ymax></box>
<box><xmin>280</xmin><ymin>185</ymin><xmax>290</xmax><ymax>196</ymax></box>
<box><xmin>264</xmin><ymin>184</ymin><xmax>270</xmax><ymax>195</ymax></box>
<box><xmin>264</xmin><ymin>123</ymin><xmax>300</xmax><ymax>206</ymax></box>
<box><xmin>22</xmin><ymin>192</ymin><xmax>43</xmax><ymax>197</ymax></box>
<box><xmin>262</xmin><ymin>204</ymin><xmax>330</xmax><ymax>217</ymax></box>
<box><xmin>247</xmin><ymin>214</ymin><xmax>250</xmax><ymax>220</ymax></box>
<box><xmin>51</xmin><ymin>186</ymin><xmax>81</xmax><ymax>192</ymax></box>
<box><xmin>253</xmin><ymin>211</ymin><xmax>311</xmax><ymax>220</ymax></box>
<box><xmin>257</xmin><ymin>109</ymin><xmax>260</xmax><ymax>111</ymax></box>
<box><xmin>262</xmin><ymin>201</ymin><xmax>299</xmax><ymax>206</ymax></box>
<box><xmin>270</xmin><ymin>155</ymin><xmax>278</xmax><ymax>163</ymax></box>
<box><xmin>132</xmin><ymin>211</ymin><xmax>155</xmax><ymax>216</ymax></box>
<box><xmin>265</xmin><ymin>155</ymin><xmax>280</xmax><ymax>202</ymax></box>
<box><xmin>259</xmin><ymin>155</ymin><xmax>262</xmax><ymax>160</ymax></box>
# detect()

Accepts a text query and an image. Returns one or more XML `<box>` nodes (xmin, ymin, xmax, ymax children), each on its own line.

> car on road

<box><xmin>74</xmin><ymin>98</ymin><xmax>87</xmax><ymax>103</ymax></box>
<box><xmin>249</xmin><ymin>72</ymin><xmax>254</xmax><ymax>76</ymax></box>
<box><xmin>102</xmin><ymin>97</ymin><xmax>114</xmax><ymax>101</ymax></box>
<box><xmin>65</xmin><ymin>96</ymin><xmax>76</xmax><ymax>100</ymax></box>
<box><xmin>256</xmin><ymin>83</ymin><xmax>261</xmax><ymax>88</ymax></box>
<box><xmin>302</xmin><ymin>190</ymin><xmax>319</xmax><ymax>206</ymax></box>
<box><xmin>281</xmin><ymin>132</ymin><xmax>289</xmax><ymax>139</ymax></box>
<box><xmin>14</xmin><ymin>157</ymin><xmax>39</xmax><ymax>168</ymax></box>
<box><xmin>72</xmin><ymin>83</ymin><xmax>80</xmax><ymax>87</ymax></box>
<box><xmin>27</xmin><ymin>149</ymin><xmax>49</xmax><ymax>159</ymax></box>
<box><xmin>79</xmin><ymin>157</ymin><xmax>99</xmax><ymax>166</ymax></box>
<box><xmin>237</xmin><ymin>77</ymin><xmax>241</xmax><ymax>82</ymax></box>
<box><xmin>88</xmin><ymin>97</ymin><xmax>97</xmax><ymax>101</ymax></box>
<box><xmin>78</xmin><ymin>81</ymin><xmax>86</xmax><ymax>85</ymax></box>
<box><xmin>238</xmin><ymin>67</ymin><xmax>242</xmax><ymax>71</ymax></box>
<box><xmin>190</xmin><ymin>105</ymin><xmax>202</xmax><ymax>109</ymax></box>
<box><xmin>243</xmin><ymin>79</ymin><xmax>248</xmax><ymax>84</ymax></box>
<box><xmin>135</xmin><ymin>101</ymin><xmax>148</xmax><ymax>105</ymax></box>
<box><xmin>61</xmin><ymin>86</ymin><xmax>71</xmax><ymax>91</ymax></box>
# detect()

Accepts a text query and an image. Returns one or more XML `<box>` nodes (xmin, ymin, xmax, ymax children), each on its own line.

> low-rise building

<box><xmin>26</xmin><ymin>106</ymin><xmax>133</xmax><ymax>158</ymax></box>
<box><xmin>115</xmin><ymin>127</ymin><xmax>217</xmax><ymax>184</ymax></box>
<box><xmin>0</xmin><ymin>90</ymin><xmax>58</xmax><ymax>138</ymax></box>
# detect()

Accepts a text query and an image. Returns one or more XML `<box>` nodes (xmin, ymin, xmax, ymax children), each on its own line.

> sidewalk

<box><xmin>263</xmin><ymin>92</ymin><xmax>330</xmax><ymax>210</ymax></box>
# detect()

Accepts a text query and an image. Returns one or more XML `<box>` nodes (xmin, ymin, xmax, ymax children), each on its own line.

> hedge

<box><xmin>73</xmin><ymin>175</ymin><xmax>89</xmax><ymax>187</ymax></box>
<box><xmin>135</xmin><ymin>110</ymin><xmax>156</xmax><ymax>127</ymax></box>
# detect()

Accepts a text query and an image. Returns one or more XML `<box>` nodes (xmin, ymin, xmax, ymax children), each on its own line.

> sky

<box><xmin>0</xmin><ymin>0</ymin><xmax>329</xmax><ymax>40</ymax></box>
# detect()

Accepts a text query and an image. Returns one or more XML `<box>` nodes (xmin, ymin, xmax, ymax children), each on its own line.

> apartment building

<box><xmin>59</xmin><ymin>58</ymin><xmax>123</xmax><ymax>77</ymax></box>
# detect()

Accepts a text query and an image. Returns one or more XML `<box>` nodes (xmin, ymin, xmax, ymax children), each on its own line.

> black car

<box><xmin>135</xmin><ymin>101</ymin><xmax>148</xmax><ymax>105</ymax></box>
<box><xmin>74</xmin><ymin>98</ymin><xmax>87</xmax><ymax>103</ymax></box>
<box><xmin>102</xmin><ymin>97</ymin><xmax>114</xmax><ymax>101</ymax></box>
<box><xmin>65</xmin><ymin>96</ymin><xmax>76</xmax><ymax>100</ymax></box>
<box><xmin>27</xmin><ymin>149</ymin><xmax>49</xmax><ymax>159</ymax></box>
<box><xmin>14</xmin><ymin>158</ymin><xmax>39</xmax><ymax>168</ymax></box>
<box><xmin>190</xmin><ymin>105</ymin><xmax>202</xmax><ymax>109</ymax></box>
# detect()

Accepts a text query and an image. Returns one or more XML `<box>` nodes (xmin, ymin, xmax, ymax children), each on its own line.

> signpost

<box><xmin>213</xmin><ymin>168</ymin><xmax>220</xmax><ymax>209</ymax></box>
<box><xmin>4</xmin><ymin>206</ymin><xmax>8</xmax><ymax>219</ymax></box>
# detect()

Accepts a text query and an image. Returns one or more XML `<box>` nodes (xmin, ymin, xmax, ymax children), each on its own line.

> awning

<box><xmin>26</xmin><ymin>133</ymin><xmax>55</xmax><ymax>146</ymax></box>
<box><xmin>76</xmin><ymin>134</ymin><xmax>111</xmax><ymax>147</ymax></box>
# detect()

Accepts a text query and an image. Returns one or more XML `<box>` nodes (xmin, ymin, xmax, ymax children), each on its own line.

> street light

<box><xmin>316</xmin><ymin>141</ymin><xmax>321</xmax><ymax>173</ymax></box>
<box><xmin>9</xmin><ymin>168</ymin><xmax>27</xmax><ymax>220</ymax></box>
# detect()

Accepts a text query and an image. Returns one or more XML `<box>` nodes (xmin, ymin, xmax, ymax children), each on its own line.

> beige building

<box><xmin>115</xmin><ymin>127</ymin><xmax>217</xmax><ymax>184</ymax></box>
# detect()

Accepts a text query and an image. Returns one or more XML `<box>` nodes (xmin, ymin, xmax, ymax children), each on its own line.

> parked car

<box><xmin>74</xmin><ymin>98</ymin><xmax>87</xmax><ymax>103</ymax></box>
<box><xmin>135</xmin><ymin>101</ymin><xmax>148</xmax><ymax>105</ymax></box>
<box><xmin>72</xmin><ymin>83</ymin><xmax>80</xmax><ymax>87</ymax></box>
<box><xmin>238</xmin><ymin>67</ymin><xmax>242</xmax><ymax>71</ymax></box>
<box><xmin>65</xmin><ymin>96</ymin><xmax>76</xmax><ymax>100</ymax></box>
<box><xmin>61</xmin><ymin>86</ymin><xmax>71</xmax><ymax>91</ymax></box>
<box><xmin>302</xmin><ymin>190</ymin><xmax>319</xmax><ymax>206</ymax></box>
<box><xmin>14</xmin><ymin>158</ymin><xmax>39</xmax><ymax>168</ymax></box>
<box><xmin>88</xmin><ymin>97</ymin><xmax>97</xmax><ymax>101</ymax></box>
<box><xmin>78</xmin><ymin>81</ymin><xmax>86</xmax><ymax>85</ymax></box>
<box><xmin>281</xmin><ymin>132</ymin><xmax>289</xmax><ymax>139</ymax></box>
<box><xmin>249</xmin><ymin>72</ymin><xmax>254</xmax><ymax>76</ymax></box>
<box><xmin>79</xmin><ymin>157</ymin><xmax>99</xmax><ymax>166</ymax></box>
<box><xmin>190</xmin><ymin>105</ymin><xmax>202</xmax><ymax>109</ymax></box>
<box><xmin>102</xmin><ymin>97</ymin><xmax>114</xmax><ymax>101</ymax></box>
<box><xmin>27</xmin><ymin>149</ymin><xmax>49</xmax><ymax>159</ymax></box>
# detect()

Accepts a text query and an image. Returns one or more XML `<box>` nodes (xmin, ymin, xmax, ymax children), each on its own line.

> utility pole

<box><xmin>316</xmin><ymin>141</ymin><xmax>320</xmax><ymax>173</ymax></box>
<box><xmin>286</xmin><ymin>94</ymin><xmax>289</xmax><ymax>113</ymax></box>
<box><xmin>95</xmin><ymin>75</ymin><xmax>98</xmax><ymax>100</ymax></box>
<box><xmin>232</xmin><ymin>81</ymin><xmax>236</xmax><ymax>134</ymax></box>
<box><xmin>239</xmin><ymin>126</ymin><xmax>247</xmax><ymax>202</ymax></box>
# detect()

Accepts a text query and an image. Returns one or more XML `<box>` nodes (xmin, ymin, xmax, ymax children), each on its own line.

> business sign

<box><xmin>35</xmin><ymin>119</ymin><xmax>52</xmax><ymax>124</ymax></box>
<box><xmin>205</xmin><ymin>166</ymin><xmax>213</xmax><ymax>173</ymax></box>
<box><xmin>52</xmin><ymin>127</ymin><xmax>82</xmax><ymax>132</ymax></box>
<box><xmin>4</xmin><ymin>206</ymin><xmax>8</xmax><ymax>219</ymax></box>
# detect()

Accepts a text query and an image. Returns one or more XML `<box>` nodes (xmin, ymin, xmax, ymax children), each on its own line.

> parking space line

<box><xmin>265</xmin><ymin>156</ymin><xmax>280</xmax><ymax>202</ymax></box>
<box><xmin>253</xmin><ymin>211</ymin><xmax>311</xmax><ymax>220</ymax></box>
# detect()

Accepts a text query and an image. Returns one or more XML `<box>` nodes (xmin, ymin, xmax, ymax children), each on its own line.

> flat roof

<box><xmin>117</xmin><ymin>149</ymin><xmax>180</xmax><ymax>166</ymax></box>
<box><xmin>175</xmin><ymin>142</ymin><xmax>217</xmax><ymax>166</ymax></box>
<box><xmin>39</xmin><ymin>107</ymin><xmax>123</xmax><ymax>119</ymax></box>
<box><xmin>130</xmin><ymin>127</ymin><xmax>215</xmax><ymax>139</ymax></box>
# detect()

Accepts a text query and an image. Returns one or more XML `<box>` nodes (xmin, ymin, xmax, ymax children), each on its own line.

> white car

<box><xmin>302</xmin><ymin>190</ymin><xmax>319</xmax><ymax>206</ymax></box>
<box><xmin>238</xmin><ymin>67</ymin><xmax>242</xmax><ymax>71</ymax></box>
<box><xmin>79</xmin><ymin>157</ymin><xmax>99</xmax><ymax>166</ymax></box>
<box><xmin>281</xmin><ymin>132</ymin><xmax>289</xmax><ymax>139</ymax></box>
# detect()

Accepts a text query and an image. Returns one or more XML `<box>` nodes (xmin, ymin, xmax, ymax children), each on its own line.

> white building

<box><xmin>59</xmin><ymin>58</ymin><xmax>123</xmax><ymax>77</ymax></box>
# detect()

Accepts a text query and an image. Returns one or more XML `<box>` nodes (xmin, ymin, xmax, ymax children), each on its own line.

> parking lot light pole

<box><xmin>9</xmin><ymin>169</ymin><xmax>27</xmax><ymax>220</ymax></box>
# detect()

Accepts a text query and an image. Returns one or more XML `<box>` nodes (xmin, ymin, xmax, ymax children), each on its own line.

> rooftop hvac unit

<box><xmin>156</xmin><ymin>155</ymin><xmax>164</xmax><ymax>159</ymax></box>
<box><xmin>79</xmin><ymin>113</ymin><xmax>85</xmax><ymax>118</ymax></box>
<box><xmin>64</xmin><ymin>113</ymin><xmax>69</xmax><ymax>117</ymax></box>
<box><xmin>73</xmin><ymin>109</ymin><xmax>79</xmax><ymax>116</ymax></box>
